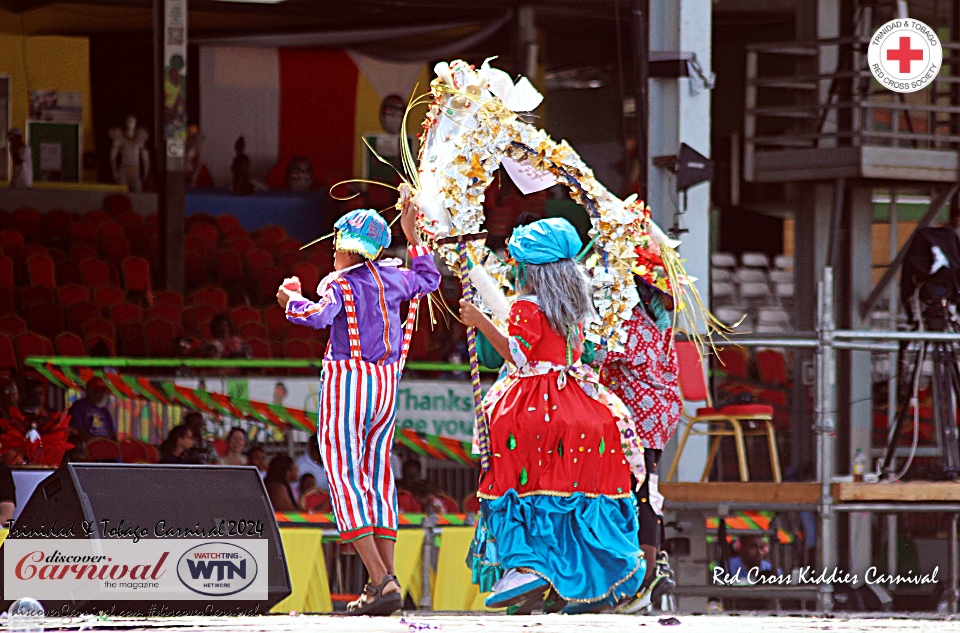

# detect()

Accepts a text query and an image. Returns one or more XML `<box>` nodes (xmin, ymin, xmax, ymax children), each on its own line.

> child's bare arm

<box><xmin>459</xmin><ymin>300</ymin><xmax>511</xmax><ymax>359</ymax></box>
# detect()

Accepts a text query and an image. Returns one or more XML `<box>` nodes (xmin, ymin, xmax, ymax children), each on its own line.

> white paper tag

<box><xmin>502</xmin><ymin>157</ymin><xmax>558</xmax><ymax>195</ymax></box>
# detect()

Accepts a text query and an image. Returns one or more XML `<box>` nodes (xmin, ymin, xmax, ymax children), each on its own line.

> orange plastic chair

<box><xmin>667</xmin><ymin>340</ymin><xmax>781</xmax><ymax>483</ymax></box>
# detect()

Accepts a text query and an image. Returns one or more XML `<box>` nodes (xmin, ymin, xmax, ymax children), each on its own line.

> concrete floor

<box><xmin>19</xmin><ymin>613</ymin><xmax>960</xmax><ymax>633</ymax></box>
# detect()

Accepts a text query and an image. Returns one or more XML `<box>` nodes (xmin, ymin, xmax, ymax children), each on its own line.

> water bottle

<box><xmin>853</xmin><ymin>448</ymin><xmax>867</xmax><ymax>483</ymax></box>
<box><xmin>8</xmin><ymin>598</ymin><xmax>44</xmax><ymax>632</ymax></box>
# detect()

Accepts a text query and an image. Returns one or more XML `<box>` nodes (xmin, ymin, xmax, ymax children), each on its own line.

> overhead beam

<box><xmin>859</xmin><ymin>183</ymin><xmax>960</xmax><ymax>320</ymax></box>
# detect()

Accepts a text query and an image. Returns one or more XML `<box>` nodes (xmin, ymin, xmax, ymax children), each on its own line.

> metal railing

<box><xmin>744</xmin><ymin>36</ymin><xmax>960</xmax><ymax>180</ymax></box>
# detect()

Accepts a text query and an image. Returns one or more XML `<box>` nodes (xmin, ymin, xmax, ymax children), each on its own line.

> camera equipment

<box><xmin>881</xmin><ymin>226</ymin><xmax>960</xmax><ymax>480</ymax></box>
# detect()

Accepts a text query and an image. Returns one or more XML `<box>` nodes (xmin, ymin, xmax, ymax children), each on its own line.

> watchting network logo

<box><xmin>868</xmin><ymin>18</ymin><xmax>942</xmax><ymax>94</ymax></box>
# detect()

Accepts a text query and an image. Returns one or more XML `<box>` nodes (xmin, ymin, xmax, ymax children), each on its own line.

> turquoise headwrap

<box><xmin>334</xmin><ymin>208</ymin><xmax>391</xmax><ymax>260</ymax></box>
<box><xmin>508</xmin><ymin>218</ymin><xmax>582</xmax><ymax>265</ymax></box>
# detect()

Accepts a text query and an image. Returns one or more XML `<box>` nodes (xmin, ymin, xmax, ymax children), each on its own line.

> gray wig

<box><xmin>520</xmin><ymin>259</ymin><xmax>594</xmax><ymax>336</ymax></box>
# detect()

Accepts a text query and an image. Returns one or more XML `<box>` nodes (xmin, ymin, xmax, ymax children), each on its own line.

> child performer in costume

<box><xmin>598</xmin><ymin>279</ymin><xmax>682</xmax><ymax>614</ymax></box>
<box><xmin>277</xmin><ymin>197</ymin><xmax>440</xmax><ymax>616</ymax></box>
<box><xmin>459</xmin><ymin>218</ymin><xmax>647</xmax><ymax>614</ymax></box>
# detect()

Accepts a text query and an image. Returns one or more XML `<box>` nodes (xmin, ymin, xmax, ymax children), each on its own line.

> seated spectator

<box><xmin>221</xmin><ymin>427</ymin><xmax>248</xmax><ymax>466</ymax></box>
<box><xmin>183</xmin><ymin>411</ymin><xmax>220</xmax><ymax>464</ymax></box>
<box><xmin>158</xmin><ymin>425</ymin><xmax>200</xmax><ymax>464</ymax></box>
<box><xmin>397</xmin><ymin>458</ymin><xmax>448</xmax><ymax>513</ymax></box>
<box><xmin>0</xmin><ymin>463</ymin><xmax>15</xmax><ymax>527</ymax></box>
<box><xmin>295</xmin><ymin>434</ymin><xmax>328</xmax><ymax>493</ymax></box>
<box><xmin>68</xmin><ymin>378</ymin><xmax>117</xmax><ymax>442</ymax></box>
<box><xmin>264</xmin><ymin>455</ymin><xmax>299</xmax><ymax>512</ymax></box>
<box><xmin>298</xmin><ymin>473</ymin><xmax>316</xmax><ymax>503</ymax></box>
<box><xmin>19</xmin><ymin>379</ymin><xmax>49</xmax><ymax>427</ymax></box>
<box><xmin>247</xmin><ymin>445</ymin><xmax>267</xmax><ymax>478</ymax></box>
<box><xmin>725</xmin><ymin>535</ymin><xmax>782</xmax><ymax>583</ymax></box>
<box><xmin>204</xmin><ymin>315</ymin><xmax>252</xmax><ymax>359</ymax></box>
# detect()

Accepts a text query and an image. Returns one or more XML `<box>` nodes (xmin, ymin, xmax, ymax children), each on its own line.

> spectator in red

<box><xmin>67</xmin><ymin>378</ymin><xmax>117</xmax><ymax>442</ymax></box>
<box><xmin>0</xmin><ymin>463</ymin><xmax>14</xmax><ymax>526</ymax></box>
<box><xmin>158</xmin><ymin>425</ymin><xmax>199</xmax><ymax>464</ymax></box>
<box><xmin>204</xmin><ymin>315</ymin><xmax>252</xmax><ymax>359</ymax></box>
<box><xmin>264</xmin><ymin>455</ymin><xmax>299</xmax><ymax>511</ymax></box>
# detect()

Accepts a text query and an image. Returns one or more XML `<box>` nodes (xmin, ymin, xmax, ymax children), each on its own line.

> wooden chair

<box><xmin>666</xmin><ymin>341</ymin><xmax>782</xmax><ymax>483</ymax></box>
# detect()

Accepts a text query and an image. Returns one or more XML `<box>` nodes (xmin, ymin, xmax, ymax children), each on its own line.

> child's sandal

<box><xmin>345</xmin><ymin>575</ymin><xmax>402</xmax><ymax>616</ymax></box>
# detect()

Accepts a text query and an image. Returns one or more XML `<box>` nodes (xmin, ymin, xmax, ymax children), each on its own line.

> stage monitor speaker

<box><xmin>1</xmin><ymin>464</ymin><xmax>291</xmax><ymax>615</ymax></box>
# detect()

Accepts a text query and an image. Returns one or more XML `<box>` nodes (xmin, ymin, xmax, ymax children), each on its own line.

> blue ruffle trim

<box><xmin>467</xmin><ymin>490</ymin><xmax>645</xmax><ymax>604</ymax></box>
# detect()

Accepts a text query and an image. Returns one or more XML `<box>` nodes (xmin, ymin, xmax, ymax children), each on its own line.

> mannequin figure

<box><xmin>109</xmin><ymin>115</ymin><xmax>150</xmax><ymax>193</ymax></box>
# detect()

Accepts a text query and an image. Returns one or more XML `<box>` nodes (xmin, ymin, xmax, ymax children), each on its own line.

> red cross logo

<box><xmin>887</xmin><ymin>36</ymin><xmax>924</xmax><ymax>74</ymax></box>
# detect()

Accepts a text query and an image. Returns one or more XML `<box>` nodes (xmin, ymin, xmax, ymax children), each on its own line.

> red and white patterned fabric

<box><xmin>600</xmin><ymin>304</ymin><xmax>682</xmax><ymax>450</ymax></box>
<box><xmin>317</xmin><ymin>276</ymin><xmax>418</xmax><ymax>543</ymax></box>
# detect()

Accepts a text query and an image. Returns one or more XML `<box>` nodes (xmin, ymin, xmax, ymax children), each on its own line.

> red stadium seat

<box><xmin>69</xmin><ymin>244</ymin><xmax>98</xmax><ymax>263</ymax></box>
<box><xmin>462</xmin><ymin>492</ymin><xmax>481</xmax><ymax>513</ymax></box>
<box><xmin>119</xmin><ymin>438</ymin><xmax>147</xmax><ymax>463</ymax></box>
<box><xmin>188</xmin><ymin>221</ymin><xmax>219</xmax><ymax>251</ymax></box>
<box><xmin>85</xmin><ymin>334</ymin><xmax>116</xmax><ymax>356</ymax></box>
<box><xmin>143</xmin><ymin>319</ymin><xmax>178</xmax><ymax>356</ymax></box>
<box><xmin>85</xmin><ymin>210</ymin><xmax>111</xmax><ymax>225</ymax></box>
<box><xmin>229</xmin><ymin>306</ymin><xmax>261</xmax><ymax>329</ymax></box>
<box><xmin>243</xmin><ymin>250</ymin><xmax>272</xmax><ymax>279</ymax></box>
<box><xmin>183</xmin><ymin>305</ymin><xmax>218</xmax><ymax>339</ymax></box>
<box><xmin>217</xmin><ymin>250</ymin><xmax>245</xmax><ymax>285</ymax></box>
<box><xmin>291</xmin><ymin>263</ymin><xmax>320</xmax><ymax>299</ymax></box>
<box><xmin>56</xmin><ymin>260</ymin><xmax>83</xmax><ymax>285</ymax></box>
<box><xmin>16</xmin><ymin>332</ymin><xmax>55</xmax><ymax>365</ymax></box>
<box><xmin>55</xmin><ymin>332</ymin><xmax>86</xmax><ymax>357</ymax></box>
<box><xmin>239</xmin><ymin>322</ymin><xmax>269</xmax><ymax>340</ymax></box>
<box><xmin>80</xmin><ymin>259</ymin><xmax>112</xmax><ymax>288</ymax></box>
<box><xmin>24</xmin><ymin>303</ymin><xmax>65</xmax><ymax>340</ymax></box>
<box><xmin>145</xmin><ymin>304</ymin><xmax>180</xmax><ymax>324</ymax></box>
<box><xmin>98</xmin><ymin>222</ymin><xmax>125</xmax><ymax>247</ymax></box>
<box><xmin>190</xmin><ymin>286</ymin><xmax>228</xmax><ymax>312</ymax></box>
<box><xmin>282</xmin><ymin>339</ymin><xmax>312</xmax><ymax>359</ymax></box>
<box><xmin>118</xmin><ymin>322</ymin><xmax>146</xmax><ymax>356</ymax></box>
<box><xmin>117</xmin><ymin>212</ymin><xmax>143</xmax><ymax>236</ymax></box>
<box><xmin>185</xmin><ymin>250</ymin><xmax>208</xmax><ymax>289</ymax></box>
<box><xmin>102</xmin><ymin>235</ymin><xmax>131</xmax><ymax>266</ymax></box>
<box><xmin>27</xmin><ymin>254</ymin><xmax>56</xmax><ymax>288</ymax></box>
<box><xmin>264</xmin><ymin>308</ymin><xmax>292</xmax><ymax>340</ymax></box>
<box><xmin>255</xmin><ymin>265</ymin><xmax>283</xmax><ymax>306</ymax></box>
<box><xmin>277</xmin><ymin>251</ymin><xmax>301</xmax><ymax>272</ymax></box>
<box><xmin>86</xmin><ymin>438</ymin><xmax>121</xmax><ymax>461</ymax></box>
<box><xmin>66</xmin><ymin>302</ymin><xmax>100</xmax><ymax>333</ymax></box>
<box><xmin>110</xmin><ymin>302</ymin><xmax>143</xmax><ymax>326</ymax></box>
<box><xmin>43</xmin><ymin>208</ymin><xmax>75</xmax><ymax>235</ymax></box>
<box><xmin>0</xmin><ymin>336</ymin><xmax>18</xmax><ymax>372</ymax></box>
<box><xmin>58</xmin><ymin>284</ymin><xmax>90</xmax><ymax>307</ymax></box>
<box><xmin>246</xmin><ymin>337</ymin><xmax>271</xmax><ymax>359</ymax></box>
<box><xmin>0</xmin><ymin>255</ymin><xmax>13</xmax><ymax>289</ymax></box>
<box><xmin>82</xmin><ymin>318</ymin><xmax>117</xmax><ymax>343</ymax></box>
<box><xmin>12</xmin><ymin>207</ymin><xmax>42</xmax><ymax>240</ymax></box>
<box><xmin>300</xmin><ymin>488</ymin><xmax>331</xmax><ymax>513</ymax></box>
<box><xmin>254</xmin><ymin>225</ymin><xmax>286</xmax><ymax>249</ymax></box>
<box><xmin>16</xmin><ymin>286</ymin><xmax>55</xmax><ymax>310</ymax></box>
<box><xmin>153</xmin><ymin>290</ymin><xmax>184</xmax><ymax>311</ymax></box>
<box><xmin>104</xmin><ymin>194</ymin><xmax>133</xmax><ymax>216</ymax></box>
<box><xmin>216</xmin><ymin>215</ymin><xmax>241</xmax><ymax>234</ymax></box>
<box><xmin>94</xmin><ymin>286</ymin><xmax>125</xmax><ymax>309</ymax></box>
<box><xmin>0</xmin><ymin>230</ymin><xmax>24</xmax><ymax>259</ymax></box>
<box><xmin>0</xmin><ymin>316</ymin><xmax>27</xmax><ymax>337</ymax></box>
<box><xmin>276</xmin><ymin>238</ymin><xmax>301</xmax><ymax>255</ymax></box>
<box><xmin>121</xmin><ymin>256</ymin><xmax>152</xmax><ymax>294</ymax></box>
<box><xmin>70</xmin><ymin>221</ymin><xmax>99</xmax><ymax>248</ymax></box>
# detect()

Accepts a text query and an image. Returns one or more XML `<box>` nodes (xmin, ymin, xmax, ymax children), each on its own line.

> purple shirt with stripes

<box><xmin>285</xmin><ymin>245</ymin><xmax>441</xmax><ymax>365</ymax></box>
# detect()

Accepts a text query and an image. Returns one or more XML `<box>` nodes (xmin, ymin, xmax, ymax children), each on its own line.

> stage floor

<box><xmin>27</xmin><ymin>613</ymin><xmax>960</xmax><ymax>632</ymax></box>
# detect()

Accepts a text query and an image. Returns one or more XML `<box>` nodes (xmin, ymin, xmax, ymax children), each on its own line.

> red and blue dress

<box><xmin>470</xmin><ymin>297</ymin><xmax>647</xmax><ymax>607</ymax></box>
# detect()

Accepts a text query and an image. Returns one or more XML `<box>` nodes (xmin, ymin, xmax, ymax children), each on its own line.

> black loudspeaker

<box><xmin>1</xmin><ymin>464</ymin><xmax>291</xmax><ymax>615</ymax></box>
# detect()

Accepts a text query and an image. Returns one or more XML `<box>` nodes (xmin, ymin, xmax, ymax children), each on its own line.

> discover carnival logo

<box><xmin>4</xmin><ymin>539</ymin><xmax>268</xmax><ymax>600</ymax></box>
<box><xmin>176</xmin><ymin>542</ymin><xmax>258</xmax><ymax>596</ymax></box>
<box><xmin>868</xmin><ymin>18</ymin><xmax>942</xmax><ymax>93</ymax></box>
